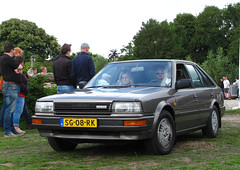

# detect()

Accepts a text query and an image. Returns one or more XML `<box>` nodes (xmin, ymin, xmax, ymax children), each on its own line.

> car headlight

<box><xmin>112</xmin><ymin>102</ymin><xmax>142</xmax><ymax>113</ymax></box>
<box><xmin>35</xmin><ymin>102</ymin><xmax>54</xmax><ymax>113</ymax></box>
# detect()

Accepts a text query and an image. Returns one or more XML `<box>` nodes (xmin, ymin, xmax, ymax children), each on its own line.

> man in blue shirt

<box><xmin>72</xmin><ymin>43</ymin><xmax>95</xmax><ymax>88</ymax></box>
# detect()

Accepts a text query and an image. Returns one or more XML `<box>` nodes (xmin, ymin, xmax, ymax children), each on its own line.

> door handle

<box><xmin>193</xmin><ymin>94</ymin><xmax>198</xmax><ymax>101</ymax></box>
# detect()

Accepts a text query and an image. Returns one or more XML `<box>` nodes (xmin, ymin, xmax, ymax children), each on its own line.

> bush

<box><xmin>26</xmin><ymin>74</ymin><xmax>57</xmax><ymax>115</ymax></box>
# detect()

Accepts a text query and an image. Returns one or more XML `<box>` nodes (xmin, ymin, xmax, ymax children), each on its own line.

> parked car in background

<box><xmin>32</xmin><ymin>59</ymin><xmax>225</xmax><ymax>155</ymax></box>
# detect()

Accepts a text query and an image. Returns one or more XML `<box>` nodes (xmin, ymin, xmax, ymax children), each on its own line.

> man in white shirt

<box><xmin>223</xmin><ymin>76</ymin><xmax>230</xmax><ymax>99</ymax></box>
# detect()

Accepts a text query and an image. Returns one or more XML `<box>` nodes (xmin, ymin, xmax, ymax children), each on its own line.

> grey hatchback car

<box><xmin>32</xmin><ymin>59</ymin><xmax>225</xmax><ymax>155</ymax></box>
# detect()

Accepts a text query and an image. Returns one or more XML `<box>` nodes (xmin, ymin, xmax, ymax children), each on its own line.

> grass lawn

<box><xmin>0</xmin><ymin>112</ymin><xmax>240</xmax><ymax>169</ymax></box>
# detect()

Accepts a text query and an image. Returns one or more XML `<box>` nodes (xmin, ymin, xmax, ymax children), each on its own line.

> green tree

<box><xmin>201</xmin><ymin>48</ymin><xmax>236</xmax><ymax>83</ymax></box>
<box><xmin>119</xmin><ymin>42</ymin><xmax>136</xmax><ymax>61</ymax></box>
<box><xmin>92</xmin><ymin>53</ymin><xmax>109</xmax><ymax>73</ymax></box>
<box><xmin>225</xmin><ymin>25</ymin><xmax>240</xmax><ymax>65</ymax></box>
<box><xmin>173</xmin><ymin>13</ymin><xmax>196</xmax><ymax>59</ymax></box>
<box><xmin>222</xmin><ymin>3</ymin><xmax>240</xmax><ymax>65</ymax></box>
<box><xmin>0</xmin><ymin>18</ymin><xmax>60</xmax><ymax>61</ymax></box>
<box><xmin>133</xmin><ymin>19</ymin><xmax>184</xmax><ymax>59</ymax></box>
<box><xmin>190</xmin><ymin>6</ymin><xmax>225</xmax><ymax>64</ymax></box>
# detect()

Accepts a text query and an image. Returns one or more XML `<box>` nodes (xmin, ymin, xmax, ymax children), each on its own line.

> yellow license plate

<box><xmin>60</xmin><ymin>118</ymin><xmax>97</xmax><ymax>127</ymax></box>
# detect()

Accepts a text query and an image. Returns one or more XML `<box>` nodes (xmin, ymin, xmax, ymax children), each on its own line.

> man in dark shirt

<box><xmin>72</xmin><ymin>43</ymin><xmax>95</xmax><ymax>88</ymax></box>
<box><xmin>53</xmin><ymin>44</ymin><xmax>76</xmax><ymax>93</ymax></box>
<box><xmin>1</xmin><ymin>42</ymin><xmax>23</xmax><ymax>137</ymax></box>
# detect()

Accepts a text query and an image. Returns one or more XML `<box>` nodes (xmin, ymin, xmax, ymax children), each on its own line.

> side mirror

<box><xmin>175</xmin><ymin>79</ymin><xmax>192</xmax><ymax>90</ymax></box>
<box><xmin>78</xmin><ymin>81</ymin><xmax>87</xmax><ymax>89</ymax></box>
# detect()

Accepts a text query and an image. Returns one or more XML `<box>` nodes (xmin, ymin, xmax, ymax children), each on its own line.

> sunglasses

<box><xmin>156</xmin><ymin>71</ymin><xmax>164</xmax><ymax>75</ymax></box>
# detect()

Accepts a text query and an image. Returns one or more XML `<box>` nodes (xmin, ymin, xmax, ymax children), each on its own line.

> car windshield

<box><xmin>85</xmin><ymin>61</ymin><xmax>172</xmax><ymax>88</ymax></box>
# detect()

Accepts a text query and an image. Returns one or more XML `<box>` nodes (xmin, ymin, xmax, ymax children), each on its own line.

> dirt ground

<box><xmin>222</xmin><ymin>114</ymin><xmax>240</xmax><ymax>125</ymax></box>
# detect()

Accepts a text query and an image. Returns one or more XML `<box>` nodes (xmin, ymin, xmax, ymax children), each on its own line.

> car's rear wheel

<box><xmin>144</xmin><ymin>110</ymin><xmax>176</xmax><ymax>155</ymax></box>
<box><xmin>202</xmin><ymin>106</ymin><xmax>219</xmax><ymax>138</ymax></box>
<box><xmin>47</xmin><ymin>137</ymin><xmax>78</xmax><ymax>152</ymax></box>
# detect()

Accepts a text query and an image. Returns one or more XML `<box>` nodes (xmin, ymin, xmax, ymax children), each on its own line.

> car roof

<box><xmin>110</xmin><ymin>59</ymin><xmax>196</xmax><ymax>65</ymax></box>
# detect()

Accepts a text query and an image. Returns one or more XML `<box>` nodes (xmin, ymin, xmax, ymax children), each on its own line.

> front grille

<box><xmin>54</xmin><ymin>102</ymin><xmax>112</xmax><ymax>115</ymax></box>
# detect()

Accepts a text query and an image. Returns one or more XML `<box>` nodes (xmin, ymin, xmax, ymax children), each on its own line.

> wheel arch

<box><xmin>149</xmin><ymin>101</ymin><xmax>175</xmax><ymax>137</ymax></box>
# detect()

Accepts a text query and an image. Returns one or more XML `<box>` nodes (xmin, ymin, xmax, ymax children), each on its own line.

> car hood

<box><xmin>38</xmin><ymin>86</ymin><xmax>172</xmax><ymax>102</ymax></box>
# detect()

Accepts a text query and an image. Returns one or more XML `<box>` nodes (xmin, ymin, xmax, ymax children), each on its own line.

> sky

<box><xmin>0</xmin><ymin>0</ymin><xmax>239</xmax><ymax>58</ymax></box>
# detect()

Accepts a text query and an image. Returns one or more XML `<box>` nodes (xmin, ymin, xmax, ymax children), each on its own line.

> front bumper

<box><xmin>32</xmin><ymin>115</ymin><xmax>154</xmax><ymax>141</ymax></box>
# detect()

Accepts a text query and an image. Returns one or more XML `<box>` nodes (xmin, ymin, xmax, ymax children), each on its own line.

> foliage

<box><xmin>173</xmin><ymin>13</ymin><xmax>196</xmax><ymax>59</ymax></box>
<box><xmin>119</xmin><ymin>3</ymin><xmax>240</xmax><ymax>83</ymax></box>
<box><xmin>201</xmin><ymin>48</ymin><xmax>237</xmax><ymax>83</ymax></box>
<box><xmin>92</xmin><ymin>54</ymin><xmax>109</xmax><ymax>73</ymax></box>
<box><xmin>0</xmin><ymin>18</ymin><xmax>60</xmax><ymax>61</ymax></box>
<box><xmin>26</xmin><ymin>74</ymin><xmax>57</xmax><ymax>115</ymax></box>
<box><xmin>133</xmin><ymin>19</ymin><xmax>184</xmax><ymax>59</ymax></box>
<box><xmin>189</xmin><ymin>6</ymin><xmax>225</xmax><ymax>64</ymax></box>
<box><xmin>108</xmin><ymin>49</ymin><xmax>119</xmax><ymax>61</ymax></box>
<box><xmin>24</xmin><ymin>61</ymin><xmax>54</xmax><ymax>73</ymax></box>
<box><xmin>225</xmin><ymin>25</ymin><xmax>240</xmax><ymax>66</ymax></box>
<box><xmin>119</xmin><ymin>42</ymin><xmax>137</xmax><ymax>61</ymax></box>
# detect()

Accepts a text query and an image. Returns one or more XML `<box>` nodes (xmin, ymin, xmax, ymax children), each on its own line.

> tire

<box><xmin>144</xmin><ymin>110</ymin><xmax>176</xmax><ymax>155</ymax></box>
<box><xmin>202</xmin><ymin>106</ymin><xmax>219</xmax><ymax>138</ymax></box>
<box><xmin>47</xmin><ymin>137</ymin><xmax>78</xmax><ymax>152</ymax></box>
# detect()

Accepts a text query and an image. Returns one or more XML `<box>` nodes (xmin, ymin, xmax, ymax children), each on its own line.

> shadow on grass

<box><xmin>54</xmin><ymin>131</ymin><xmax>208</xmax><ymax>156</ymax></box>
<box><xmin>73</xmin><ymin>141</ymin><xmax>147</xmax><ymax>156</ymax></box>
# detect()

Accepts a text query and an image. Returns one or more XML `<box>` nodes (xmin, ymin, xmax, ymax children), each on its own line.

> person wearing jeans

<box><xmin>53</xmin><ymin>44</ymin><xmax>76</xmax><ymax>94</ymax></box>
<box><xmin>57</xmin><ymin>85</ymin><xmax>75</xmax><ymax>94</ymax></box>
<box><xmin>1</xmin><ymin>42</ymin><xmax>22</xmax><ymax>137</ymax></box>
<box><xmin>13</xmin><ymin>96</ymin><xmax>26</xmax><ymax>133</ymax></box>
<box><xmin>13</xmin><ymin>55</ymin><xmax>29</xmax><ymax>134</ymax></box>
<box><xmin>21</xmin><ymin>101</ymin><xmax>32</xmax><ymax>128</ymax></box>
<box><xmin>2</xmin><ymin>83</ymin><xmax>20</xmax><ymax>136</ymax></box>
<box><xmin>0</xmin><ymin>99</ymin><xmax>5</xmax><ymax>128</ymax></box>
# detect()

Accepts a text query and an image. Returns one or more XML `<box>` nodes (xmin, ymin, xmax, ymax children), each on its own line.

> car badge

<box><xmin>96</xmin><ymin>105</ymin><xmax>107</xmax><ymax>109</ymax></box>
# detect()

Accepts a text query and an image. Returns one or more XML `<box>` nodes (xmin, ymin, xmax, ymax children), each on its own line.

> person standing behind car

<box><xmin>53</xmin><ymin>44</ymin><xmax>76</xmax><ymax>93</ymax></box>
<box><xmin>0</xmin><ymin>47</ymin><xmax>33</xmax><ymax>131</ymax></box>
<box><xmin>223</xmin><ymin>76</ymin><xmax>230</xmax><ymax>99</ymax></box>
<box><xmin>12</xmin><ymin>55</ymin><xmax>28</xmax><ymax>134</ymax></box>
<box><xmin>14</xmin><ymin>48</ymin><xmax>32</xmax><ymax>128</ymax></box>
<box><xmin>218</xmin><ymin>78</ymin><xmax>224</xmax><ymax>96</ymax></box>
<box><xmin>1</xmin><ymin>42</ymin><xmax>22</xmax><ymax>137</ymax></box>
<box><xmin>72</xmin><ymin>43</ymin><xmax>95</xmax><ymax>88</ymax></box>
<box><xmin>0</xmin><ymin>48</ymin><xmax>23</xmax><ymax>128</ymax></box>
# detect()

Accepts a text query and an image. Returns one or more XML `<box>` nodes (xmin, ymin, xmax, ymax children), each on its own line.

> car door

<box><xmin>185</xmin><ymin>64</ymin><xmax>212</xmax><ymax>127</ymax></box>
<box><xmin>174</xmin><ymin>63</ymin><xmax>200</xmax><ymax>132</ymax></box>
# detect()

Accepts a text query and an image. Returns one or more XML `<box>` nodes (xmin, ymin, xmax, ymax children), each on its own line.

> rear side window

<box><xmin>185</xmin><ymin>65</ymin><xmax>204</xmax><ymax>88</ymax></box>
<box><xmin>195</xmin><ymin>65</ymin><xmax>215</xmax><ymax>87</ymax></box>
<box><xmin>185</xmin><ymin>64</ymin><xmax>215</xmax><ymax>88</ymax></box>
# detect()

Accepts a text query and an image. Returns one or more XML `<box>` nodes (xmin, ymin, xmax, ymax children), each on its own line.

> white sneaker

<box><xmin>4</xmin><ymin>132</ymin><xmax>18</xmax><ymax>137</ymax></box>
<box><xmin>15</xmin><ymin>127</ymin><xmax>26</xmax><ymax>134</ymax></box>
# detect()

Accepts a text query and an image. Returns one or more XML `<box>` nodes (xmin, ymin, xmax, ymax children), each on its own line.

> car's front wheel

<box><xmin>47</xmin><ymin>137</ymin><xmax>78</xmax><ymax>152</ymax></box>
<box><xmin>144</xmin><ymin>110</ymin><xmax>176</xmax><ymax>155</ymax></box>
<box><xmin>202</xmin><ymin>106</ymin><xmax>219</xmax><ymax>138</ymax></box>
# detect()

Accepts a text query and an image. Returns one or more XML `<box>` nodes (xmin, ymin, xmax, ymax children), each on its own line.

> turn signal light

<box><xmin>124</xmin><ymin>120</ymin><xmax>146</xmax><ymax>126</ymax></box>
<box><xmin>32</xmin><ymin>118</ymin><xmax>42</xmax><ymax>124</ymax></box>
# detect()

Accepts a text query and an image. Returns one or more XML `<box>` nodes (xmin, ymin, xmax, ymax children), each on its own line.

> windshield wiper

<box><xmin>103</xmin><ymin>85</ymin><xmax>132</xmax><ymax>88</ymax></box>
<box><xmin>85</xmin><ymin>86</ymin><xmax>103</xmax><ymax>88</ymax></box>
